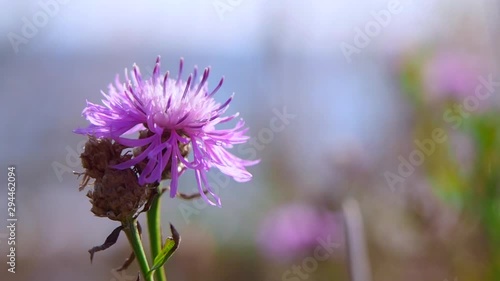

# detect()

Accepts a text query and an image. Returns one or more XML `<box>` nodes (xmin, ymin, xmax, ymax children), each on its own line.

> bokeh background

<box><xmin>1</xmin><ymin>0</ymin><xmax>500</xmax><ymax>280</ymax></box>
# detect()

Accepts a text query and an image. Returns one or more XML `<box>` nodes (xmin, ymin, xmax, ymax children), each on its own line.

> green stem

<box><xmin>124</xmin><ymin>218</ymin><xmax>153</xmax><ymax>281</ymax></box>
<box><xmin>147</xmin><ymin>190</ymin><xmax>167</xmax><ymax>281</ymax></box>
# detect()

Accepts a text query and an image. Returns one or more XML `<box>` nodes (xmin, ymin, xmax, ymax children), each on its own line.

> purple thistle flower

<box><xmin>75</xmin><ymin>57</ymin><xmax>259</xmax><ymax>206</ymax></box>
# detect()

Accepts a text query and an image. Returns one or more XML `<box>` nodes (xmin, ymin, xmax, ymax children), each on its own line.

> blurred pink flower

<box><xmin>422</xmin><ymin>51</ymin><xmax>485</xmax><ymax>102</ymax></box>
<box><xmin>256</xmin><ymin>204</ymin><xmax>343</xmax><ymax>261</ymax></box>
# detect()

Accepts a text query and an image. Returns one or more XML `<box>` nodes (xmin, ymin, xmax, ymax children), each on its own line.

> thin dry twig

<box><xmin>342</xmin><ymin>198</ymin><xmax>372</xmax><ymax>281</ymax></box>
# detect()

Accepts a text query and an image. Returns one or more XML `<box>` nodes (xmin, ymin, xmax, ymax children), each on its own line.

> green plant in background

<box><xmin>399</xmin><ymin>50</ymin><xmax>500</xmax><ymax>279</ymax></box>
<box><xmin>467</xmin><ymin>114</ymin><xmax>500</xmax><ymax>276</ymax></box>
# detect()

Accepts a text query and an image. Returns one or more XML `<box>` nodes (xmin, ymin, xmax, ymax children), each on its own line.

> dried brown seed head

<box><xmin>78</xmin><ymin>136</ymin><xmax>150</xmax><ymax>222</ymax></box>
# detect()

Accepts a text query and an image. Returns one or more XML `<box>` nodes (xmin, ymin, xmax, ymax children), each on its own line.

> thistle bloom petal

<box><xmin>75</xmin><ymin>57</ymin><xmax>259</xmax><ymax>206</ymax></box>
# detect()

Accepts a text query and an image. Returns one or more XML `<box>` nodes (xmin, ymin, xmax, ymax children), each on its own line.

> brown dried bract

<box><xmin>87</xmin><ymin>168</ymin><xmax>151</xmax><ymax>221</ymax></box>
<box><xmin>80</xmin><ymin>136</ymin><xmax>130</xmax><ymax>181</ymax></box>
<box><xmin>78</xmin><ymin>136</ymin><xmax>150</xmax><ymax>222</ymax></box>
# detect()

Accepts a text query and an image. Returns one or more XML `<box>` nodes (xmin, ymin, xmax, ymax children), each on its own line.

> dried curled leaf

<box><xmin>116</xmin><ymin>251</ymin><xmax>135</xmax><ymax>272</ymax></box>
<box><xmin>89</xmin><ymin>226</ymin><xmax>124</xmax><ymax>263</ymax></box>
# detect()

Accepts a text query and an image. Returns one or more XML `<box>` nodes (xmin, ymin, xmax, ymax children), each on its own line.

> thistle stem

<box><xmin>147</xmin><ymin>190</ymin><xmax>168</xmax><ymax>281</ymax></box>
<box><xmin>124</xmin><ymin>218</ymin><xmax>153</xmax><ymax>281</ymax></box>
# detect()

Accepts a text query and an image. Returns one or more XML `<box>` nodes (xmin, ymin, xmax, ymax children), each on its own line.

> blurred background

<box><xmin>1</xmin><ymin>0</ymin><xmax>500</xmax><ymax>280</ymax></box>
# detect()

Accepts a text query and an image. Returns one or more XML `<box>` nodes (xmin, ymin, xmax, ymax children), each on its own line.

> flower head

<box><xmin>75</xmin><ymin>57</ymin><xmax>258</xmax><ymax>206</ymax></box>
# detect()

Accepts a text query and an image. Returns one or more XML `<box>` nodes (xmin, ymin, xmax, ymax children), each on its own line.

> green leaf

<box><xmin>147</xmin><ymin>224</ymin><xmax>180</xmax><ymax>278</ymax></box>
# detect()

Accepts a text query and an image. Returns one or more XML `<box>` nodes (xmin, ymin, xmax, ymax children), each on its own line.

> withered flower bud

<box><xmin>79</xmin><ymin>136</ymin><xmax>150</xmax><ymax>222</ymax></box>
<box><xmin>80</xmin><ymin>136</ymin><xmax>129</xmax><ymax>179</ymax></box>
